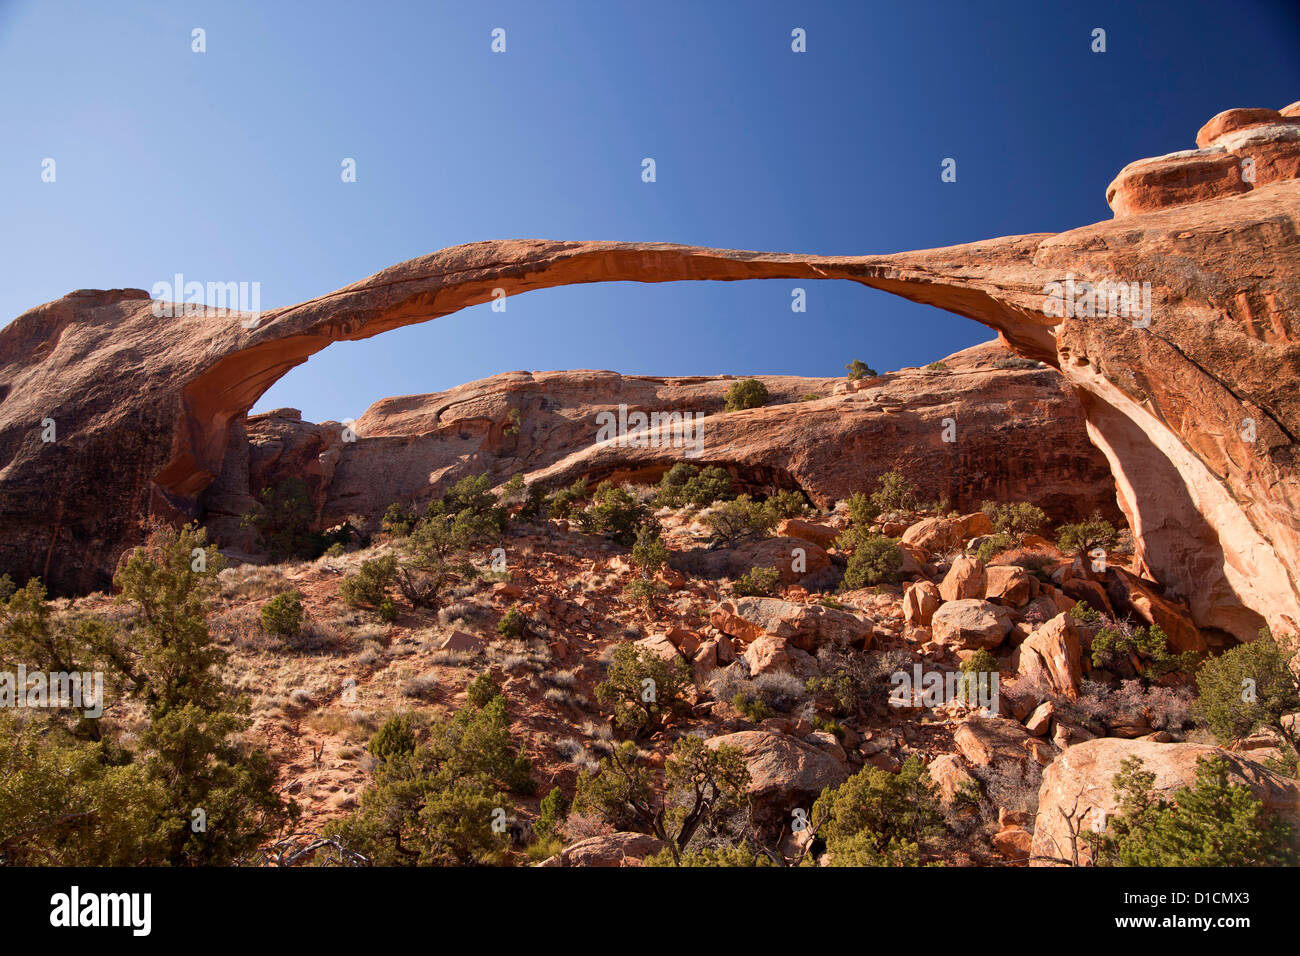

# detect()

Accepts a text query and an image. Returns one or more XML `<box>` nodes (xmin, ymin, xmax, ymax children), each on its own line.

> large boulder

<box><xmin>709</xmin><ymin>597</ymin><xmax>873</xmax><ymax>650</ymax></box>
<box><xmin>953</xmin><ymin>716</ymin><xmax>1037</xmax><ymax>770</ymax></box>
<box><xmin>903</xmin><ymin>580</ymin><xmax>941</xmax><ymax>626</ymax></box>
<box><xmin>985</xmin><ymin>565</ymin><xmax>1037</xmax><ymax>607</ymax></box>
<box><xmin>1017</xmin><ymin>613</ymin><xmax>1083</xmax><ymax>700</ymax></box>
<box><xmin>707</xmin><ymin>730</ymin><xmax>848</xmax><ymax>823</ymax></box>
<box><xmin>939</xmin><ymin>555</ymin><xmax>987</xmax><ymax>602</ymax></box>
<box><xmin>1030</xmin><ymin>738</ymin><xmax>1300</xmax><ymax>866</ymax></box>
<box><xmin>539</xmin><ymin>832</ymin><xmax>666</xmax><ymax>867</ymax></box>
<box><xmin>931</xmin><ymin>599</ymin><xmax>1014</xmax><ymax>650</ymax></box>
<box><xmin>901</xmin><ymin>517</ymin><xmax>963</xmax><ymax>555</ymax></box>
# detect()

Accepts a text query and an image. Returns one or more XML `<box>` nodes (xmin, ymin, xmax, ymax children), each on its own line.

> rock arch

<box><xmin>0</xmin><ymin>108</ymin><xmax>1297</xmax><ymax>640</ymax></box>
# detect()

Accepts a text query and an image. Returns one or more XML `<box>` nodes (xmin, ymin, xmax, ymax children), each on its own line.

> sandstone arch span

<box><xmin>0</xmin><ymin>108</ymin><xmax>1297</xmax><ymax>641</ymax></box>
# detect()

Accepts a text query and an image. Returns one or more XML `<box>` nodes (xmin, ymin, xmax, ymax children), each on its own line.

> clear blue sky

<box><xmin>2</xmin><ymin>0</ymin><xmax>1297</xmax><ymax>423</ymax></box>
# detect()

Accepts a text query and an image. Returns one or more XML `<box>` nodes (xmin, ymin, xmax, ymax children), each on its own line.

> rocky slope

<box><xmin>58</xmin><ymin>494</ymin><xmax>1290</xmax><ymax>866</ymax></box>
<box><xmin>199</xmin><ymin>339</ymin><xmax>1120</xmax><ymax>553</ymax></box>
<box><xmin>1</xmin><ymin>104</ymin><xmax>1297</xmax><ymax>644</ymax></box>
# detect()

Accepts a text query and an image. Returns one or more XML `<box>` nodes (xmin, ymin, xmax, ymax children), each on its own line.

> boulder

<box><xmin>954</xmin><ymin>716</ymin><xmax>1036</xmax><ymax>769</ymax></box>
<box><xmin>709</xmin><ymin>597</ymin><xmax>873</xmax><ymax>650</ymax></box>
<box><xmin>1018</xmin><ymin>613</ymin><xmax>1083</xmax><ymax>700</ymax></box>
<box><xmin>903</xmin><ymin>580</ymin><xmax>941</xmax><ymax>626</ymax></box>
<box><xmin>985</xmin><ymin>565</ymin><xmax>1036</xmax><ymax>607</ymax></box>
<box><xmin>1031</xmin><ymin>738</ymin><xmax>1300</xmax><ymax>866</ymax></box>
<box><xmin>776</xmin><ymin>518</ymin><xmax>841</xmax><ymax>550</ymax></box>
<box><xmin>541</xmin><ymin>831</ymin><xmax>666</xmax><ymax>867</ymax></box>
<box><xmin>706</xmin><ymin>730</ymin><xmax>848</xmax><ymax>823</ymax></box>
<box><xmin>927</xmin><ymin>753</ymin><xmax>978</xmax><ymax>806</ymax></box>
<box><xmin>931</xmin><ymin>599</ymin><xmax>1013</xmax><ymax>650</ymax></box>
<box><xmin>743</xmin><ymin>635</ymin><xmax>793</xmax><ymax>677</ymax></box>
<box><xmin>433</xmin><ymin>629</ymin><xmax>484</xmax><ymax>653</ymax></box>
<box><xmin>939</xmin><ymin>555</ymin><xmax>987</xmax><ymax>602</ymax></box>
<box><xmin>900</xmin><ymin>517</ymin><xmax>962</xmax><ymax>554</ymax></box>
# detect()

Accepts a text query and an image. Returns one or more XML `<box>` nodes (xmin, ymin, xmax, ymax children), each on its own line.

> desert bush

<box><xmin>1056</xmin><ymin>512</ymin><xmax>1120</xmax><ymax>556</ymax></box>
<box><xmin>575</xmin><ymin>482</ymin><xmax>651</xmax><ymax>545</ymax></box>
<box><xmin>241</xmin><ymin>477</ymin><xmax>325</xmax><ymax>561</ymax></box>
<box><xmin>724</xmin><ymin>378</ymin><xmax>769</xmax><ymax>411</ymax></box>
<box><xmin>325</xmin><ymin>690</ymin><xmax>533</xmax><ymax>865</ymax></box>
<box><xmin>340</xmin><ymin>555</ymin><xmax>398</xmax><ymax>609</ymax></box>
<box><xmin>766</xmin><ymin>489</ymin><xmax>809</xmax><ymax>519</ymax></box>
<box><xmin>705</xmin><ymin>495</ymin><xmax>779</xmax><ymax>545</ymax></box>
<box><xmin>845</xmin><ymin>359</ymin><xmax>877</xmax><ymax>381</ymax></box>
<box><xmin>574</xmin><ymin>736</ymin><xmax>750</xmax><ymax>862</ymax></box>
<box><xmin>734</xmin><ymin>566</ymin><xmax>781</xmax><ymax>597</ymax></box>
<box><xmin>811</xmin><ymin>757</ymin><xmax>944</xmax><ymax>865</ymax></box>
<box><xmin>1091</xmin><ymin>621</ymin><xmax>1199</xmax><ymax>677</ymax></box>
<box><xmin>975</xmin><ymin>533</ymin><xmax>1014</xmax><ymax>563</ymax></box>
<box><xmin>497</xmin><ymin>608</ymin><xmax>527</xmax><ymax>639</ymax></box>
<box><xmin>837</xmin><ymin>532</ymin><xmax>903</xmax><ymax>590</ymax></box>
<box><xmin>1192</xmin><ymin>628</ymin><xmax>1299</xmax><ymax>753</ymax></box>
<box><xmin>261</xmin><ymin>590</ymin><xmax>304</xmax><ymax>637</ymax></box>
<box><xmin>594</xmin><ymin>643</ymin><xmax>691</xmax><ymax>735</ymax></box>
<box><xmin>980</xmin><ymin>500</ymin><xmax>1048</xmax><ymax>540</ymax></box>
<box><xmin>657</xmin><ymin>464</ymin><xmax>734</xmax><ymax>507</ymax></box>
<box><xmin>1095</xmin><ymin>755</ymin><xmax>1296</xmax><ymax>866</ymax></box>
<box><xmin>631</xmin><ymin>525</ymin><xmax>670</xmax><ymax>576</ymax></box>
<box><xmin>869</xmin><ymin>471</ymin><xmax>917</xmax><ymax>513</ymax></box>
<box><xmin>752</xmin><ymin>671</ymin><xmax>808</xmax><ymax>712</ymax></box>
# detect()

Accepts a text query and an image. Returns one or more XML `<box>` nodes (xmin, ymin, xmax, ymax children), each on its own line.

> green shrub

<box><xmin>574</xmin><ymin>736</ymin><xmax>749</xmax><ymax>862</ymax></box>
<box><xmin>576</xmin><ymin>482</ymin><xmax>650</xmax><ymax>545</ymax></box>
<box><xmin>845</xmin><ymin>491</ymin><xmax>881</xmax><ymax>528</ymax></box>
<box><xmin>261</xmin><ymin>590</ymin><xmax>304</xmax><ymax>637</ymax></box>
<box><xmin>1057</xmin><ymin>512</ymin><xmax>1120</xmax><ymax>555</ymax></box>
<box><xmin>327</xmin><ymin>689</ymin><xmax>533</xmax><ymax>865</ymax></box>
<box><xmin>657</xmin><ymin>464</ymin><xmax>734</xmax><ymax>507</ymax></box>
<box><xmin>241</xmin><ymin>477</ymin><xmax>324</xmax><ymax>561</ymax></box>
<box><xmin>1096</xmin><ymin>755</ymin><xmax>1296</xmax><ymax>866</ymax></box>
<box><xmin>767</xmin><ymin>488</ymin><xmax>809</xmax><ymax>518</ymax></box>
<box><xmin>497</xmin><ymin>608</ymin><xmax>527</xmax><ymax>639</ymax></box>
<box><xmin>724</xmin><ymin>378</ymin><xmax>769</xmax><ymax>411</ymax></box>
<box><xmin>382</xmin><ymin>502</ymin><xmax>417</xmax><ymax>538</ymax></box>
<box><xmin>534</xmin><ymin>786</ymin><xmax>570</xmax><ymax>842</ymax></box>
<box><xmin>869</xmin><ymin>471</ymin><xmax>917</xmax><ymax>513</ymax></box>
<box><xmin>370</xmin><ymin>713</ymin><xmax>418</xmax><ymax>765</ymax></box>
<box><xmin>811</xmin><ymin>757</ymin><xmax>944</xmax><ymax>866</ymax></box>
<box><xmin>466</xmin><ymin>672</ymin><xmax>503</xmax><ymax>708</ymax></box>
<box><xmin>644</xmin><ymin>844</ymin><xmax>775</xmax><ymax>866</ymax></box>
<box><xmin>1091</xmin><ymin>622</ymin><xmax>1199</xmax><ymax>677</ymax></box>
<box><xmin>980</xmin><ymin>500</ymin><xmax>1048</xmax><ymax>540</ymax></box>
<box><xmin>378</xmin><ymin>596</ymin><xmax>397</xmax><ymax>622</ymax></box>
<box><xmin>631</xmin><ymin>525</ymin><xmax>670</xmax><ymax>576</ymax></box>
<box><xmin>704</xmin><ymin>495</ymin><xmax>779</xmax><ymax>545</ymax></box>
<box><xmin>838</xmin><ymin>532</ymin><xmax>903</xmax><ymax>590</ymax></box>
<box><xmin>594</xmin><ymin>643</ymin><xmax>691</xmax><ymax>734</ymax></box>
<box><xmin>546</xmin><ymin>478</ymin><xmax>589</xmax><ymax>520</ymax></box>
<box><xmin>340</xmin><ymin>554</ymin><xmax>397</xmax><ymax>609</ymax></box>
<box><xmin>734</xmin><ymin>566</ymin><xmax>781</xmax><ymax>597</ymax></box>
<box><xmin>622</xmin><ymin>576</ymin><xmax>665</xmax><ymax>611</ymax></box>
<box><xmin>732</xmin><ymin>692</ymin><xmax>774</xmax><ymax>722</ymax></box>
<box><xmin>1192</xmin><ymin>628</ymin><xmax>1300</xmax><ymax>752</ymax></box>
<box><xmin>925</xmin><ymin>361</ymin><xmax>948</xmax><ymax>372</ymax></box>
<box><xmin>845</xmin><ymin>359</ymin><xmax>877</xmax><ymax>381</ymax></box>
<box><xmin>975</xmin><ymin>533</ymin><xmax>1013</xmax><ymax>563</ymax></box>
